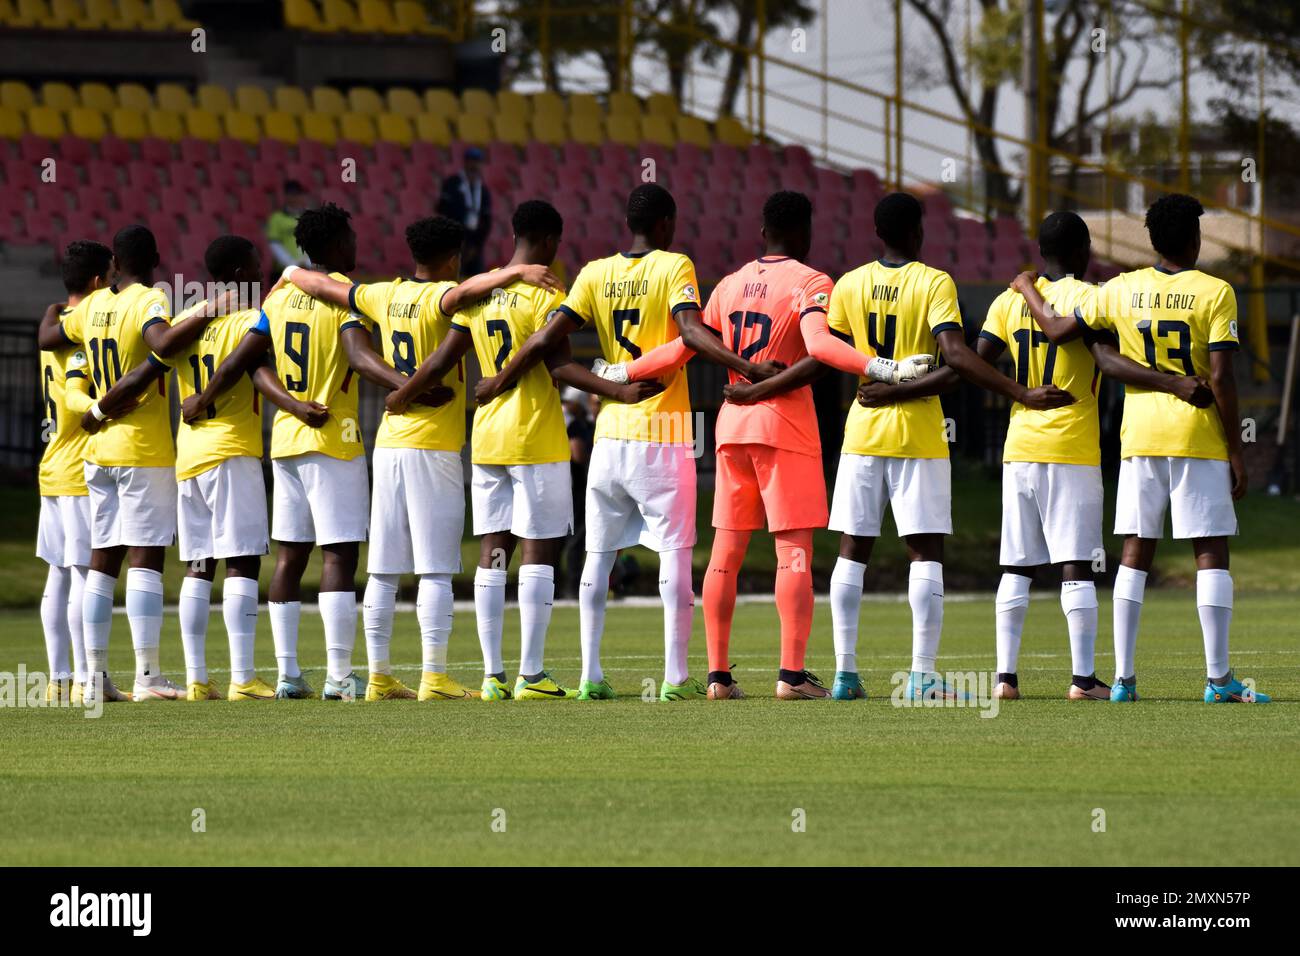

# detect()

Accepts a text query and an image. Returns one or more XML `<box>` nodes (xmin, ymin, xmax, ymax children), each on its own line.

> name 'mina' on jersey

<box><xmin>254</xmin><ymin>273</ymin><xmax>364</xmax><ymax>461</ymax></box>
<box><xmin>828</xmin><ymin>259</ymin><xmax>962</xmax><ymax>459</ymax></box>
<box><xmin>1076</xmin><ymin>266</ymin><xmax>1237</xmax><ymax>460</ymax></box>
<box><xmin>981</xmin><ymin>275</ymin><xmax>1103</xmax><ymax>466</ymax></box>
<box><xmin>558</xmin><ymin>249</ymin><xmax>700</xmax><ymax>445</ymax></box>
<box><xmin>38</xmin><ymin>330</ymin><xmax>91</xmax><ymax>496</ymax></box>
<box><xmin>457</xmin><ymin>280</ymin><xmax>568</xmax><ymax>465</ymax></box>
<box><xmin>61</xmin><ymin>283</ymin><xmax>173</xmax><ymax>467</ymax></box>
<box><xmin>704</xmin><ymin>256</ymin><xmax>833</xmax><ymax>458</ymax></box>
<box><xmin>349</xmin><ymin>278</ymin><xmax>466</xmax><ymax>453</ymax></box>
<box><xmin>174</xmin><ymin>304</ymin><xmax>263</xmax><ymax>482</ymax></box>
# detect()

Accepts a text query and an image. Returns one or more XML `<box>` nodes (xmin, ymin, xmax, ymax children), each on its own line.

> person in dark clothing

<box><xmin>437</xmin><ymin>146</ymin><xmax>492</xmax><ymax>275</ymax></box>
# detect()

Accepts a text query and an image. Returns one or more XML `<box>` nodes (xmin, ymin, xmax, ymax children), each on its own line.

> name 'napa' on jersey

<box><xmin>349</xmin><ymin>277</ymin><xmax>467</xmax><ymax>453</ymax></box>
<box><xmin>828</xmin><ymin>259</ymin><xmax>962</xmax><ymax>459</ymax></box>
<box><xmin>61</xmin><ymin>283</ymin><xmax>174</xmax><ymax>468</ymax></box>
<box><xmin>557</xmin><ymin>249</ymin><xmax>700</xmax><ymax>445</ymax></box>
<box><xmin>982</xmin><ymin>275</ymin><xmax>1103</xmax><ymax>466</ymax></box>
<box><xmin>1076</xmin><ymin>265</ymin><xmax>1237</xmax><ymax>461</ymax></box>
<box><xmin>174</xmin><ymin>303</ymin><xmax>264</xmax><ymax>482</ymax></box>
<box><xmin>38</xmin><ymin>327</ymin><xmax>92</xmax><ymax>497</ymax></box>
<box><xmin>457</xmin><ymin>280</ymin><xmax>569</xmax><ymax>466</ymax></box>
<box><xmin>254</xmin><ymin>273</ymin><xmax>365</xmax><ymax>461</ymax></box>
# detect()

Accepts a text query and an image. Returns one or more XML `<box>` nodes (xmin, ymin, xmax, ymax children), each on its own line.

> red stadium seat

<box><xmin>560</xmin><ymin>142</ymin><xmax>593</xmax><ymax>171</ymax></box>
<box><xmin>18</xmin><ymin>133</ymin><xmax>53</xmax><ymax>164</ymax></box>
<box><xmin>139</xmin><ymin>137</ymin><xmax>173</xmax><ymax>165</ymax></box>
<box><xmin>373</xmin><ymin>140</ymin><xmax>407</xmax><ymax>170</ymax></box>
<box><xmin>20</xmin><ymin>208</ymin><xmax>60</xmax><ymax>245</ymax></box>
<box><xmin>99</xmin><ymin>135</ymin><xmax>132</xmax><ymax>164</ymax></box>
<box><xmin>216</xmin><ymin>138</ymin><xmax>252</xmax><ymax>170</ymax></box>
<box><xmin>178</xmin><ymin>137</ymin><xmax>213</xmax><ymax>167</ymax></box>
<box><xmin>58</xmin><ymin>135</ymin><xmax>93</xmax><ymax>165</ymax></box>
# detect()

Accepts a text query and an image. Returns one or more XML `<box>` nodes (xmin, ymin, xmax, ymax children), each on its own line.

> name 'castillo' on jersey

<box><xmin>254</xmin><ymin>273</ymin><xmax>365</xmax><ymax>461</ymax></box>
<box><xmin>704</xmin><ymin>256</ymin><xmax>833</xmax><ymax>458</ymax></box>
<box><xmin>558</xmin><ymin>249</ymin><xmax>700</xmax><ymax>445</ymax></box>
<box><xmin>981</xmin><ymin>275</ymin><xmax>1102</xmax><ymax>466</ymax></box>
<box><xmin>828</xmin><ymin>259</ymin><xmax>962</xmax><ymax>459</ymax></box>
<box><xmin>349</xmin><ymin>277</ymin><xmax>467</xmax><ymax>453</ymax></box>
<box><xmin>1076</xmin><ymin>266</ymin><xmax>1237</xmax><ymax>461</ymax></box>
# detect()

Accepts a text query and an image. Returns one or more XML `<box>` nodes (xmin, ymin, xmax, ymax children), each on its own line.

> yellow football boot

<box><xmin>514</xmin><ymin>672</ymin><xmax>578</xmax><ymax>700</ymax></box>
<box><xmin>365</xmin><ymin>672</ymin><xmax>417</xmax><ymax>701</ymax></box>
<box><xmin>227</xmin><ymin>677</ymin><xmax>277</xmax><ymax>701</ymax></box>
<box><xmin>186</xmin><ymin>680</ymin><xmax>225</xmax><ymax>701</ymax></box>
<box><xmin>480</xmin><ymin>675</ymin><xmax>513</xmax><ymax>701</ymax></box>
<box><xmin>418</xmin><ymin>671</ymin><xmax>479</xmax><ymax>701</ymax></box>
<box><xmin>45</xmin><ymin>678</ymin><xmax>73</xmax><ymax>703</ymax></box>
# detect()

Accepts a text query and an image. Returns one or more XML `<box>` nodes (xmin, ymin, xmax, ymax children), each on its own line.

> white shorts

<box><xmin>1114</xmin><ymin>456</ymin><xmax>1237</xmax><ymax>539</ymax></box>
<box><xmin>472</xmin><ymin>461</ymin><xmax>573</xmax><ymax>540</ymax></box>
<box><xmin>84</xmin><ymin>463</ymin><xmax>177</xmax><ymax>549</ymax></box>
<box><xmin>370</xmin><ymin>447</ymin><xmax>464</xmax><ymax>574</ymax></box>
<box><xmin>271</xmin><ymin>452</ymin><xmax>369</xmax><ymax>546</ymax></box>
<box><xmin>1000</xmin><ymin>461</ymin><xmax>1103</xmax><ymax>566</ymax></box>
<box><xmin>36</xmin><ymin>494</ymin><xmax>92</xmax><ymax>567</ymax></box>
<box><xmin>177</xmin><ymin>456</ymin><xmax>269</xmax><ymax>563</ymax></box>
<box><xmin>586</xmin><ymin>439</ymin><xmax>697</xmax><ymax>553</ymax></box>
<box><xmin>828</xmin><ymin>454</ymin><xmax>952</xmax><ymax>538</ymax></box>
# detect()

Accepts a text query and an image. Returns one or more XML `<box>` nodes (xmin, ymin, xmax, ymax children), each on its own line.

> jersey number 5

<box><xmin>612</xmin><ymin>308</ymin><xmax>642</xmax><ymax>359</ymax></box>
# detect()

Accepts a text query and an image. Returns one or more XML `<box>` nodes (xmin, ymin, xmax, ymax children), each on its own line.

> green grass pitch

<box><xmin>1</xmin><ymin>591</ymin><xmax>1296</xmax><ymax>866</ymax></box>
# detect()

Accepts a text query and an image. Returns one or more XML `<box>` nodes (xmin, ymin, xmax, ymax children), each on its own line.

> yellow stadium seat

<box><xmin>51</xmin><ymin>0</ymin><xmax>82</xmax><ymax>27</ymax></box>
<box><xmin>274</xmin><ymin>87</ymin><xmax>311</xmax><ymax>115</ymax></box>
<box><xmin>15</xmin><ymin>0</ymin><xmax>65</xmax><ymax>29</ymax></box>
<box><xmin>40</xmin><ymin>82</ymin><xmax>77</xmax><ymax>110</ymax></box>
<box><xmin>423</xmin><ymin>88</ymin><xmax>458</xmax><ymax>117</ymax></box>
<box><xmin>339</xmin><ymin>112</ymin><xmax>377</xmax><ymax>145</ymax></box>
<box><xmin>606</xmin><ymin>114</ymin><xmax>640</xmax><ymax>146</ymax></box>
<box><xmin>567</xmin><ymin>93</ymin><xmax>602</xmax><ymax>120</ymax></box>
<box><xmin>153</xmin><ymin>0</ymin><xmax>199</xmax><ymax>29</ymax></box>
<box><xmin>235</xmin><ymin>85</ymin><xmax>271</xmax><ymax>115</ymax></box>
<box><xmin>155</xmin><ymin>83</ymin><xmax>192</xmax><ymax>113</ymax></box>
<box><xmin>675</xmin><ymin>114</ymin><xmax>711</xmax><ymax>149</ymax></box>
<box><xmin>529</xmin><ymin>116</ymin><xmax>565</xmax><ymax>146</ymax></box>
<box><xmin>310</xmin><ymin>86</ymin><xmax>348</xmax><ymax>116</ymax></box>
<box><xmin>147</xmin><ymin>108</ymin><xmax>184</xmax><ymax>141</ymax></box>
<box><xmin>119</xmin><ymin>0</ymin><xmax>166</xmax><ymax>30</ymax></box>
<box><xmin>262</xmin><ymin>111</ymin><xmax>301</xmax><ymax>143</ymax></box>
<box><xmin>385</xmin><ymin>87</ymin><xmax>422</xmax><ymax>118</ymax></box>
<box><xmin>567</xmin><ymin>114</ymin><xmax>604</xmax><ymax>147</ymax></box>
<box><xmin>460</xmin><ymin>89</ymin><xmax>495</xmax><ymax>117</ymax></box>
<box><xmin>492</xmin><ymin>114</ymin><xmax>528</xmax><ymax>146</ymax></box>
<box><xmin>454</xmin><ymin>112</ymin><xmax>491</xmax><ymax>144</ymax></box>
<box><xmin>222</xmin><ymin>110</ymin><xmax>261</xmax><ymax>144</ymax></box>
<box><xmin>196</xmin><ymin>84</ymin><xmax>233</xmax><ymax>114</ymax></box>
<box><xmin>300</xmin><ymin>112</ymin><xmax>338</xmax><ymax>145</ymax></box>
<box><xmin>67</xmin><ymin>107</ymin><xmax>107</xmax><ymax>140</ymax></box>
<box><xmin>183</xmin><ymin>108</ymin><xmax>222</xmax><ymax>142</ymax></box>
<box><xmin>110</xmin><ymin>107</ymin><xmax>149</xmax><ymax>140</ymax></box>
<box><xmin>283</xmin><ymin>0</ymin><xmax>322</xmax><ymax>31</ymax></box>
<box><xmin>531</xmin><ymin>91</ymin><xmax>564</xmax><ymax>122</ymax></box>
<box><xmin>0</xmin><ymin>82</ymin><xmax>35</xmax><ymax>111</ymax></box>
<box><xmin>496</xmin><ymin>90</ymin><xmax>530</xmax><ymax>120</ymax></box>
<box><xmin>414</xmin><ymin>112</ymin><xmax>450</xmax><ymax>145</ymax></box>
<box><xmin>117</xmin><ymin>83</ymin><xmax>153</xmax><ymax>112</ymax></box>
<box><xmin>645</xmin><ymin>92</ymin><xmax>678</xmax><ymax>118</ymax></box>
<box><xmin>393</xmin><ymin>0</ymin><xmax>442</xmax><ymax>36</ymax></box>
<box><xmin>346</xmin><ymin>87</ymin><xmax>384</xmax><ymax>115</ymax></box>
<box><xmin>607</xmin><ymin>91</ymin><xmax>641</xmax><ymax>117</ymax></box>
<box><xmin>320</xmin><ymin>0</ymin><xmax>361</xmax><ymax>33</ymax></box>
<box><xmin>714</xmin><ymin>115</ymin><xmax>752</xmax><ymax>148</ymax></box>
<box><xmin>0</xmin><ymin>107</ymin><xmax>24</xmax><ymax>139</ymax></box>
<box><xmin>375</xmin><ymin>112</ymin><xmax>413</xmax><ymax>146</ymax></box>
<box><xmin>640</xmin><ymin>115</ymin><xmax>676</xmax><ymax>147</ymax></box>
<box><xmin>78</xmin><ymin>83</ymin><xmax>116</xmax><ymax>112</ymax></box>
<box><xmin>82</xmin><ymin>0</ymin><xmax>116</xmax><ymax>27</ymax></box>
<box><xmin>357</xmin><ymin>0</ymin><xmax>402</xmax><ymax>34</ymax></box>
<box><xmin>27</xmin><ymin>105</ymin><xmax>67</xmax><ymax>139</ymax></box>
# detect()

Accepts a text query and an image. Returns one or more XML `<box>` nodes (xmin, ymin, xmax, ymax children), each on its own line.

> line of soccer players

<box><xmin>34</xmin><ymin>180</ymin><xmax>1270</xmax><ymax>705</ymax></box>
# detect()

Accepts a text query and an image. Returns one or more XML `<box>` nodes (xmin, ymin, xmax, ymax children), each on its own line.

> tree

<box><xmin>712</xmin><ymin>0</ymin><xmax>816</xmax><ymax>118</ymax></box>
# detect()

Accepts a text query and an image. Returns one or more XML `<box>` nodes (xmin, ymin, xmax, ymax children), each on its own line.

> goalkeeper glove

<box><xmin>592</xmin><ymin>358</ymin><xmax>630</xmax><ymax>384</ymax></box>
<box><xmin>865</xmin><ymin>354</ymin><xmax>933</xmax><ymax>385</ymax></box>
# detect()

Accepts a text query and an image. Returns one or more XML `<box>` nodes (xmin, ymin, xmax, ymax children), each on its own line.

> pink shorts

<box><xmin>712</xmin><ymin>443</ymin><xmax>829</xmax><ymax>532</ymax></box>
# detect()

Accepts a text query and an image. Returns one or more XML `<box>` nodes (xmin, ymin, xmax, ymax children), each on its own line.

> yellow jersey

<box><xmin>61</xmin><ymin>283</ymin><xmax>174</xmax><ymax>468</ymax></box>
<box><xmin>1076</xmin><ymin>266</ymin><xmax>1237</xmax><ymax>460</ymax></box>
<box><xmin>174</xmin><ymin>304</ymin><xmax>263</xmax><ymax>481</ymax></box>
<box><xmin>38</xmin><ymin>328</ymin><xmax>92</xmax><ymax>496</ymax></box>
<box><xmin>559</xmin><ymin>249</ymin><xmax>700</xmax><ymax>445</ymax></box>
<box><xmin>458</xmin><ymin>280</ymin><xmax>568</xmax><ymax>465</ymax></box>
<box><xmin>349</xmin><ymin>278</ymin><xmax>467</xmax><ymax>452</ymax></box>
<box><xmin>981</xmin><ymin>275</ymin><xmax>1102</xmax><ymax>466</ymax></box>
<box><xmin>254</xmin><ymin>272</ymin><xmax>365</xmax><ymax>461</ymax></box>
<box><xmin>828</xmin><ymin>259</ymin><xmax>962</xmax><ymax>459</ymax></box>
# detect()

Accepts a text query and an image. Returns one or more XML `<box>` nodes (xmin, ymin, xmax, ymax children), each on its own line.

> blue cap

<box><xmin>464</xmin><ymin>146</ymin><xmax>484</xmax><ymax>161</ymax></box>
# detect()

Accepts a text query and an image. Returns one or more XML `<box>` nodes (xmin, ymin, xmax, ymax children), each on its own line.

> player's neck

<box><xmin>1156</xmin><ymin>256</ymin><xmax>1195</xmax><ymax>273</ymax></box>
<box><xmin>761</xmin><ymin>245</ymin><xmax>798</xmax><ymax>262</ymax></box>
<box><xmin>114</xmin><ymin>273</ymin><xmax>148</xmax><ymax>291</ymax></box>
<box><xmin>626</xmin><ymin>234</ymin><xmax>659</xmax><ymax>256</ymax></box>
<box><xmin>881</xmin><ymin>245</ymin><xmax>913</xmax><ymax>265</ymax></box>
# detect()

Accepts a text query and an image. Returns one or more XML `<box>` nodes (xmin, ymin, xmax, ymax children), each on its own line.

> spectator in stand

<box><xmin>437</xmin><ymin>146</ymin><xmax>492</xmax><ymax>275</ymax></box>
<box><xmin>266</xmin><ymin>180</ymin><xmax>310</xmax><ymax>279</ymax></box>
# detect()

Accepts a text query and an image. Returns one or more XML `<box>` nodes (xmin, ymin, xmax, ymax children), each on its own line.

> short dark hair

<box><xmin>1145</xmin><ymin>193</ymin><xmax>1203</xmax><ymax>260</ymax></box>
<box><xmin>874</xmin><ymin>192</ymin><xmax>923</xmax><ymax>248</ymax></box>
<box><xmin>762</xmin><ymin>190</ymin><xmax>813</xmax><ymax>235</ymax></box>
<box><xmin>405</xmin><ymin>215</ymin><xmax>464</xmax><ymax>265</ymax></box>
<box><xmin>1037</xmin><ymin>211</ymin><xmax>1090</xmax><ymax>262</ymax></box>
<box><xmin>61</xmin><ymin>240</ymin><xmax>112</xmax><ymax>295</ymax></box>
<box><xmin>626</xmin><ymin>183</ymin><xmax>676</xmax><ymax>234</ymax></box>
<box><xmin>512</xmin><ymin>200</ymin><xmax>563</xmax><ymax>242</ymax></box>
<box><xmin>294</xmin><ymin>202</ymin><xmax>352</xmax><ymax>263</ymax></box>
<box><xmin>204</xmin><ymin>235</ymin><xmax>258</xmax><ymax>283</ymax></box>
<box><xmin>112</xmin><ymin>224</ymin><xmax>158</xmax><ymax>276</ymax></box>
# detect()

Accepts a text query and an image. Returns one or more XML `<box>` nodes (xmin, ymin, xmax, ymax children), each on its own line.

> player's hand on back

<box><xmin>79</xmin><ymin>408</ymin><xmax>103</xmax><ymax>434</ymax></box>
<box><xmin>474</xmin><ymin>375</ymin><xmax>500</xmax><ymax>405</ymax></box>
<box><xmin>180</xmin><ymin>394</ymin><xmax>207</xmax><ymax>424</ymax></box>
<box><xmin>292</xmin><ymin>400</ymin><xmax>330</xmax><ymax>428</ymax></box>
<box><xmin>1020</xmin><ymin>384</ymin><xmax>1075</xmax><ymax>410</ymax></box>
<box><xmin>414</xmin><ymin>385</ymin><xmax>456</xmax><ymax>409</ymax></box>
<box><xmin>856</xmin><ymin>382</ymin><xmax>898</xmax><ymax>407</ymax></box>
<box><xmin>592</xmin><ymin>358</ymin><xmax>629</xmax><ymax>384</ymax></box>
<box><xmin>517</xmin><ymin>264</ymin><xmax>563</xmax><ymax>293</ymax></box>
<box><xmin>747</xmin><ymin>359</ymin><xmax>786</xmax><ymax>382</ymax></box>
<box><xmin>723</xmin><ymin>381</ymin><xmax>760</xmax><ymax>405</ymax></box>
<box><xmin>1009</xmin><ymin>270</ymin><xmax>1039</xmax><ymax>295</ymax></box>
<box><xmin>616</xmin><ymin>380</ymin><xmax>665</xmax><ymax>404</ymax></box>
<box><xmin>1172</xmin><ymin>374</ymin><xmax>1215</xmax><ymax>408</ymax></box>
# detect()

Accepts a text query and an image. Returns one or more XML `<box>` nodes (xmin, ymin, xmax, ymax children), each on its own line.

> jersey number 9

<box><xmin>284</xmin><ymin>322</ymin><xmax>310</xmax><ymax>392</ymax></box>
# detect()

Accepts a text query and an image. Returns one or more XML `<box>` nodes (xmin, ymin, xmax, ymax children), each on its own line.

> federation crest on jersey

<box><xmin>67</xmin><ymin>350</ymin><xmax>88</xmax><ymax>371</ymax></box>
<box><xmin>146</xmin><ymin>300</ymin><xmax>167</xmax><ymax>320</ymax></box>
<box><xmin>681</xmin><ymin>283</ymin><xmax>699</xmax><ymax>303</ymax></box>
<box><xmin>813</xmin><ymin>291</ymin><xmax>829</xmax><ymax>307</ymax></box>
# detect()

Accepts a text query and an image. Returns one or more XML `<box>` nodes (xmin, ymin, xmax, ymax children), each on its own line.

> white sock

<box><xmin>269</xmin><ymin>600</ymin><xmax>302</xmax><ymax>679</ymax></box>
<box><xmin>908</xmin><ymin>561</ymin><xmax>944</xmax><ymax>673</ymax></box>
<box><xmin>125</xmin><ymin>567</ymin><xmax>164</xmax><ymax>680</ymax></box>
<box><xmin>319</xmin><ymin>590</ymin><xmax>357</xmax><ymax>683</ymax></box>
<box><xmin>223</xmin><ymin>576</ymin><xmax>259</xmax><ymax>684</ymax></box>
<box><xmin>659</xmin><ymin>547</ymin><xmax>694</xmax><ymax>685</ymax></box>
<box><xmin>1112</xmin><ymin>565</ymin><xmax>1146</xmax><ymax>681</ymax></box>
<box><xmin>68</xmin><ymin>565</ymin><xmax>88</xmax><ymax>683</ymax></box>
<box><xmin>830</xmin><ymin>557</ymin><xmax>866</xmax><ymax>673</ymax></box>
<box><xmin>474</xmin><ymin>566</ymin><xmax>507</xmax><ymax>675</ymax></box>
<box><xmin>40</xmin><ymin>565</ymin><xmax>72</xmax><ymax>680</ymax></box>
<box><xmin>994</xmin><ymin>572</ymin><xmax>1032</xmax><ymax>674</ymax></box>
<box><xmin>417</xmin><ymin>573</ymin><xmax>453</xmax><ymax>673</ymax></box>
<box><xmin>1196</xmin><ymin>568</ymin><xmax>1233</xmax><ymax>680</ymax></box>
<box><xmin>82</xmin><ymin>570</ymin><xmax>116</xmax><ymax>675</ymax></box>
<box><xmin>578</xmin><ymin>551</ymin><xmax>617</xmax><ymax>683</ymax></box>
<box><xmin>362</xmin><ymin>574</ymin><xmax>399</xmax><ymax>676</ymax></box>
<box><xmin>178</xmin><ymin>576</ymin><xmax>213</xmax><ymax>684</ymax></box>
<box><xmin>1061</xmin><ymin>580</ymin><xmax>1099</xmax><ymax>677</ymax></box>
<box><xmin>518</xmin><ymin>564</ymin><xmax>555</xmax><ymax>677</ymax></box>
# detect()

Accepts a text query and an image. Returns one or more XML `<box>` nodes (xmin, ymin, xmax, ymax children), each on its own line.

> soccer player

<box><xmin>982</xmin><ymin>211</ymin><xmax>1213</xmax><ymax>700</ymax></box>
<box><xmin>825</xmin><ymin>192</ymin><xmax>1075</xmax><ymax>702</ymax></box>
<box><xmin>272</xmin><ymin>213</ymin><xmax>567</xmax><ymax>702</ymax></box>
<box><xmin>386</xmin><ymin>200</ymin><xmax>665</xmax><ymax>701</ymax></box>
<box><xmin>1014</xmin><ymin>194</ymin><xmax>1271</xmax><ymax>703</ymax></box>
<box><xmin>471</xmin><ymin>184</ymin><xmax>783</xmax><ymax>701</ymax></box>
